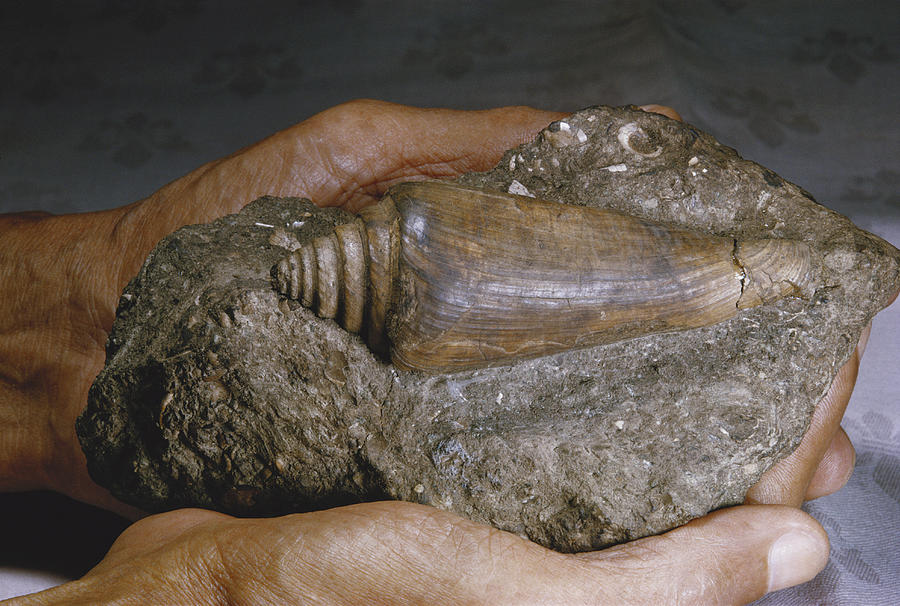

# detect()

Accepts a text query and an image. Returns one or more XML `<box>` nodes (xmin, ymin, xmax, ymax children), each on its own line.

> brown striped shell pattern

<box><xmin>273</xmin><ymin>181</ymin><xmax>814</xmax><ymax>372</ymax></box>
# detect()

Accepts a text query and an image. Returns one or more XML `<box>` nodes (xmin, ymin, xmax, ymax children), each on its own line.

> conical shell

<box><xmin>274</xmin><ymin>181</ymin><xmax>814</xmax><ymax>372</ymax></box>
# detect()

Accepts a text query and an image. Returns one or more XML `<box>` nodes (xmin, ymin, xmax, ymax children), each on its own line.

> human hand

<box><xmin>0</xmin><ymin>100</ymin><xmax>893</xmax><ymax>603</ymax></box>
<box><xmin>11</xmin><ymin>500</ymin><xmax>829</xmax><ymax>605</ymax></box>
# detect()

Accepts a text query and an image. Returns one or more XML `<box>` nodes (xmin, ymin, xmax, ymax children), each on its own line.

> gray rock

<box><xmin>78</xmin><ymin>106</ymin><xmax>900</xmax><ymax>552</ymax></box>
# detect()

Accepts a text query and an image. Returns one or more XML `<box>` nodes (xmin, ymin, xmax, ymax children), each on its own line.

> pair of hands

<box><xmin>0</xmin><ymin>100</ymin><xmax>886</xmax><ymax>605</ymax></box>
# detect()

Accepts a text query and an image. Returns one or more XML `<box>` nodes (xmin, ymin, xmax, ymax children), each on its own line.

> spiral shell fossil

<box><xmin>273</xmin><ymin>181</ymin><xmax>813</xmax><ymax>372</ymax></box>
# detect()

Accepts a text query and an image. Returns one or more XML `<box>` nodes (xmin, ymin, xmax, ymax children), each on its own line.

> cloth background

<box><xmin>1</xmin><ymin>1</ymin><xmax>897</xmax><ymax>603</ymax></box>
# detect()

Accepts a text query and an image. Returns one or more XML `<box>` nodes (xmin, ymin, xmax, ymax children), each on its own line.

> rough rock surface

<box><xmin>78</xmin><ymin>106</ymin><xmax>900</xmax><ymax>552</ymax></box>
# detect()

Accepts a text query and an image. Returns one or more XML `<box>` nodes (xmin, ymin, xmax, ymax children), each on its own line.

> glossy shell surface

<box><xmin>275</xmin><ymin>181</ymin><xmax>813</xmax><ymax>371</ymax></box>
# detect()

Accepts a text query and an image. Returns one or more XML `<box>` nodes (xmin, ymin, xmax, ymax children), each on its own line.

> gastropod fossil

<box><xmin>273</xmin><ymin>181</ymin><xmax>814</xmax><ymax>372</ymax></box>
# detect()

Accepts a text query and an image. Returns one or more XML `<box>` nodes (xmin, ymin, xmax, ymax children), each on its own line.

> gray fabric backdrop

<box><xmin>1</xmin><ymin>1</ymin><xmax>897</xmax><ymax>603</ymax></box>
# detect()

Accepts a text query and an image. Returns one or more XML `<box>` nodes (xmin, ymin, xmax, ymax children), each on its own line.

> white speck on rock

<box><xmin>688</xmin><ymin>156</ymin><xmax>699</xmax><ymax>166</ymax></box>
<box><xmin>603</xmin><ymin>164</ymin><xmax>628</xmax><ymax>172</ymax></box>
<box><xmin>559</xmin><ymin>121</ymin><xmax>571</xmax><ymax>132</ymax></box>
<box><xmin>508</xmin><ymin>180</ymin><xmax>535</xmax><ymax>197</ymax></box>
<box><xmin>614</xmin><ymin>420</ymin><xmax>625</xmax><ymax>430</ymax></box>
<box><xmin>274</xmin><ymin>456</ymin><xmax>287</xmax><ymax>473</ymax></box>
<box><xmin>576</xmin><ymin>128</ymin><xmax>587</xmax><ymax>143</ymax></box>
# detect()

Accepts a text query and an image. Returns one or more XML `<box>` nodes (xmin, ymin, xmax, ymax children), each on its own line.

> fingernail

<box><xmin>767</xmin><ymin>530</ymin><xmax>828</xmax><ymax>592</ymax></box>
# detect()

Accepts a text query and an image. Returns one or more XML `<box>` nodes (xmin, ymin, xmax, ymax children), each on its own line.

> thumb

<box><xmin>580</xmin><ymin>505</ymin><xmax>829</xmax><ymax>605</ymax></box>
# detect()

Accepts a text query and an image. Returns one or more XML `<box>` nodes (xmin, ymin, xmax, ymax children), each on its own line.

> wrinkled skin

<box><xmin>1</xmin><ymin>100</ymin><xmax>894</xmax><ymax>605</ymax></box>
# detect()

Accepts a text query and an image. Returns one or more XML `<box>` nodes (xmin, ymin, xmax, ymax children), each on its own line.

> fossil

<box><xmin>273</xmin><ymin>181</ymin><xmax>815</xmax><ymax>372</ymax></box>
<box><xmin>78</xmin><ymin>105</ymin><xmax>900</xmax><ymax>552</ymax></box>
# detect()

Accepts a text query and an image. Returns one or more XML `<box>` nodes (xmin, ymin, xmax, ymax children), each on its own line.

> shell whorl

<box><xmin>274</xmin><ymin>181</ymin><xmax>815</xmax><ymax>372</ymax></box>
<box><xmin>274</xmin><ymin>196</ymin><xmax>399</xmax><ymax>357</ymax></box>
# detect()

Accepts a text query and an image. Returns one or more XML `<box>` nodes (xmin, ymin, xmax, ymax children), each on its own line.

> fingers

<box><xmin>297</xmin><ymin>101</ymin><xmax>678</xmax><ymax>211</ymax></box>
<box><xmin>578</xmin><ymin>505</ymin><xmax>829</xmax><ymax>605</ymax></box>
<box><xmin>804</xmin><ymin>426</ymin><xmax>856</xmax><ymax>500</ymax></box>
<box><xmin>583</xmin><ymin>505</ymin><xmax>828</xmax><ymax>604</ymax></box>
<box><xmin>275</xmin><ymin>99</ymin><xmax>568</xmax><ymax>212</ymax></box>
<box><xmin>639</xmin><ymin>104</ymin><xmax>683</xmax><ymax>121</ymax></box>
